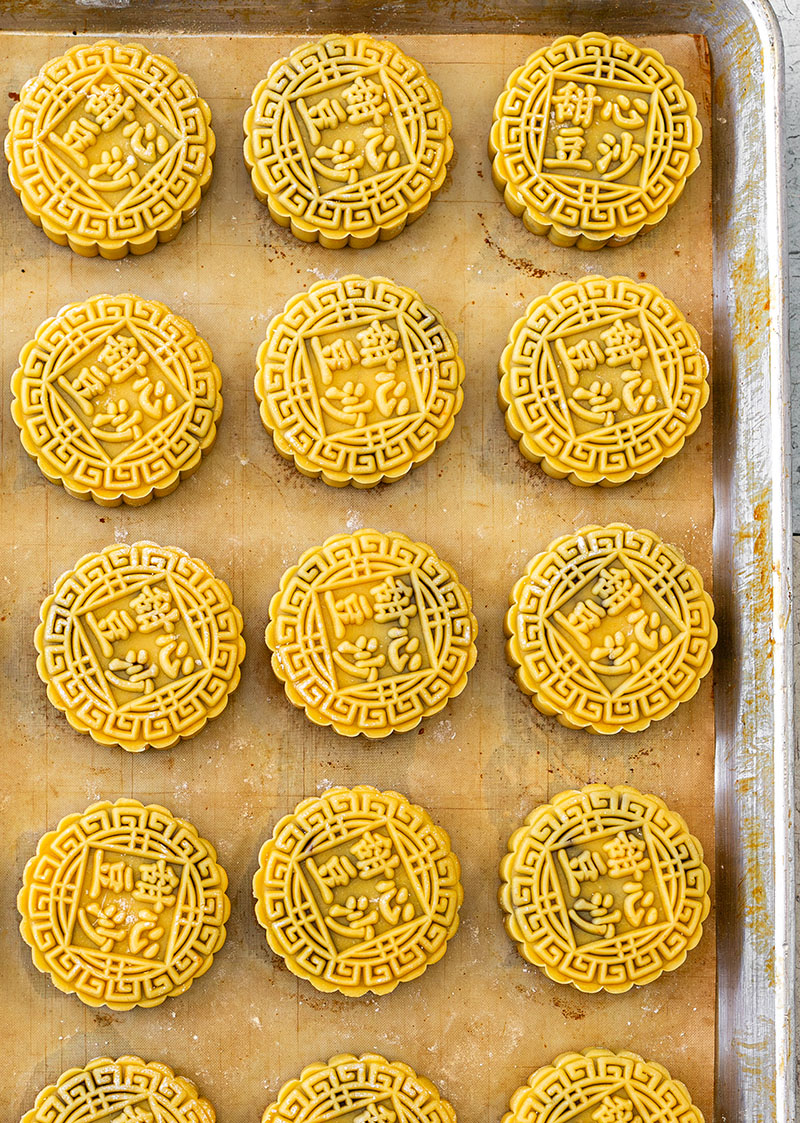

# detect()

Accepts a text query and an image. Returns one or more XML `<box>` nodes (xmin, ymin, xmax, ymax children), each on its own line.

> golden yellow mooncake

<box><xmin>36</xmin><ymin>540</ymin><xmax>245</xmax><ymax>751</ymax></box>
<box><xmin>19</xmin><ymin>800</ymin><xmax>229</xmax><ymax>1010</ymax></box>
<box><xmin>506</xmin><ymin>523</ymin><xmax>716</xmax><ymax>733</ymax></box>
<box><xmin>21</xmin><ymin>1057</ymin><xmax>216</xmax><ymax>1123</ymax></box>
<box><xmin>490</xmin><ymin>34</ymin><xmax>702</xmax><ymax>248</ymax></box>
<box><xmin>12</xmin><ymin>294</ymin><xmax>222</xmax><ymax>506</ymax></box>
<box><xmin>6</xmin><ymin>40</ymin><xmax>214</xmax><ymax>258</ymax></box>
<box><xmin>499</xmin><ymin>276</ymin><xmax>709</xmax><ymax>486</ymax></box>
<box><xmin>255</xmin><ymin>275</ymin><xmax>464</xmax><ymax>487</ymax></box>
<box><xmin>266</xmin><ymin>529</ymin><xmax>477</xmax><ymax>737</ymax></box>
<box><xmin>262</xmin><ymin>1054</ymin><xmax>457</xmax><ymax>1123</ymax></box>
<box><xmin>504</xmin><ymin>1049</ymin><xmax>704</xmax><ymax>1123</ymax></box>
<box><xmin>244</xmin><ymin>35</ymin><xmax>452</xmax><ymax>248</ymax></box>
<box><xmin>500</xmin><ymin>785</ymin><xmax>710</xmax><ymax>993</ymax></box>
<box><xmin>254</xmin><ymin>786</ymin><xmax>462</xmax><ymax>996</ymax></box>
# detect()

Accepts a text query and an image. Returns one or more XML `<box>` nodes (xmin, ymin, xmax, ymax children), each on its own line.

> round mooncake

<box><xmin>490</xmin><ymin>34</ymin><xmax>702</xmax><ymax>249</ymax></box>
<box><xmin>6</xmin><ymin>39</ymin><xmax>215</xmax><ymax>258</ymax></box>
<box><xmin>254</xmin><ymin>786</ymin><xmax>462</xmax><ymax>995</ymax></box>
<box><xmin>262</xmin><ymin>1054</ymin><xmax>457</xmax><ymax>1123</ymax></box>
<box><xmin>255</xmin><ymin>275</ymin><xmax>465</xmax><ymax>487</ymax></box>
<box><xmin>505</xmin><ymin>523</ymin><xmax>716</xmax><ymax>734</ymax></box>
<box><xmin>266</xmin><ymin>529</ymin><xmax>477</xmax><ymax>737</ymax></box>
<box><xmin>243</xmin><ymin>35</ymin><xmax>453</xmax><ymax>248</ymax></box>
<box><xmin>36</xmin><ymin>540</ymin><xmax>245</xmax><ymax>751</ymax></box>
<box><xmin>503</xmin><ymin>1049</ymin><xmax>703</xmax><ymax>1123</ymax></box>
<box><xmin>498</xmin><ymin>276</ymin><xmax>709</xmax><ymax>486</ymax></box>
<box><xmin>500</xmin><ymin>785</ymin><xmax>710</xmax><ymax>993</ymax></box>
<box><xmin>12</xmin><ymin>294</ymin><xmax>222</xmax><ymax>506</ymax></box>
<box><xmin>18</xmin><ymin>800</ymin><xmax>229</xmax><ymax>1010</ymax></box>
<box><xmin>21</xmin><ymin>1057</ymin><xmax>215</xmax><ymax>1123</ymax></box>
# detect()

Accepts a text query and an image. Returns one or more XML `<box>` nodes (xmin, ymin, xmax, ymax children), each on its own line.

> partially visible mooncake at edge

<box><xmin>20</xmin><ymin>1056</ymin><xmax>216</xmax><ymax>1123</ymax></box>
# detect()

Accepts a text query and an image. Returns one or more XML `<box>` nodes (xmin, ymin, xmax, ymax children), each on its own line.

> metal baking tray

<box><xmin>0</xmin><ymin>2</ymin><xmax>791</xmax><ymax>1123</ymax></box>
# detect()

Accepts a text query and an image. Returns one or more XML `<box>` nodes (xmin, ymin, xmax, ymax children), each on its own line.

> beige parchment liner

<box><xmin>0</xmin><ymin>31</ymin><xmax>713</xmax><ymax>1123</ymax></box>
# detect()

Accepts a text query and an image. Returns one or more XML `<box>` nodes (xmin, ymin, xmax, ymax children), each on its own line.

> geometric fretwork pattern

<box><xmin>490</xmin><ymin>34</ymin><xmax>702</xmax><ymax>247</ymax></box>
<box><xmin>255</xmin><ymin>276</ymin><xmax>465</xmax><ymax>487</ymax></box>
<box><xmin>500</xmin><ymin>786</ymin><xmax>710</xmax><ymax>993</ymax></box>
<box><xmin>505</xmin><ymin>523</ymin><xmax>716</xmax><ymax>734</ymax></box>
<box><xmin>503</xmin><ymin>1048</ymin><xmax>704</xmax><ymax>1123</ymax></box>
<box><xmin>262</xmin><ymin>1053</ymin><xmax>457</xmax><ymax>1123</ymax></box>
<box><xmin>35</xmin><ymin>541</ymin><xmax>245</xmax><ymax>751</ymax></box>
<box><xmin>499</xmin><ymin>276</ymin><xmax>709</xmax><ymax>486</ymax></box>
<box><xmin>12</xmin><ymin>294</ymin><xmax>222</xmax><ymax>505</ymax></box>
<box><xmin>244</xmin><ymin>36</ymin><xmax>452</xmax><ymax>248</ymax></box>
<box><xmin>6</xmin><ymin>39</ymin><xmax>214</xmax><ymax>258</ymax></box>
<box><xmin>266</xmin><ymin>529</ymin><xmax>477</xmax><ymax>737</ymax></box>
<box><xmin>18</xmin><ymin>800</ymin><xmax>229</xmax><ymax>1011</ymax></box>
<box><xmin>254</xmin><ymin>787</ymin><xmax>462</xmax><ymax>996</ymax></box>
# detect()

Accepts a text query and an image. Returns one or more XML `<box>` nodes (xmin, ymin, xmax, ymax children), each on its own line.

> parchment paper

<box><xmin>0</xmin><ymin>32</ymin><xmax>714</xmax><ymax>1123</ymax></box>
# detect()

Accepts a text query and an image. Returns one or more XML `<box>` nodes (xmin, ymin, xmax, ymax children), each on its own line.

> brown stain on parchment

<box><xmin>477</xmin><ymin>212</ymin><xmax>568</xmax><ymax>281</ymax></box>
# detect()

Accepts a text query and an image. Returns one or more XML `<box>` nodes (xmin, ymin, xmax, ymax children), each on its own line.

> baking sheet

<box><xmin>0</xmin><ymin>32</ymin><xmax>714</xmax><ymax>1123</ymax></box>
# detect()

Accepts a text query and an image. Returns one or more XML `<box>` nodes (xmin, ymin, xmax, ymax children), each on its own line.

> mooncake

<box><xmin>255</xmin><ymin>275</ymin><xmax>464</xmax><ymax>487</ymax></box>
<box><xmin>12</xmin><ymin>294</ymin><xmax>222</xmax><ymax>506</ymax></box>
<box><xmin>498</xmin><ymin>276</ymin><xmax>709</xmax><ymax>486</ymax></box>
<box><xmin>504</xmin><ymin>1049</ymin><xmax>703</xmax><ymax>1123</ymax></box>
<box><xmin>266</xmin><ymin>529</ymin><xmax>477</xmax><ymax>737</ymax></box>
<box><xmin>35</xmin><ymin>540</ymin><xmax>245</xmax><ymax>751</ymax></box>
<box><xmin>243</xmin><ymin>35</ymin><xmax>452</xmax><ymax>248</ymax></box>
<box><xmin>490</xmin><ymin>34</ymin><xmax>702</xmax><ymax>248</ymax></box>
<box><xmin>262</xmin><ymin>1054</ymin><xmax>457</xmax><ymax>1123</ymax></box>
<box><xmin>18</xmin><ymin>799</ymin><xmax>229</xmax><ymax>1010</ymax></box>
<box><xmin>500</xmin><ymin>784</ymin><xmax>710</xmax><ymax>992</ymax></box>
<box><xmin>254</xmin><ymin>786</ymin><xmax>462</xmax><ymax>995</ymax></box>
<box><xmin>505</xmin><ymin>523</ymin><xmax>716</xmax><ymax>734</ymax></box>
<box><xmin>6</xmin><ymin>39</ymin><xmax>214</xmax><ymax>258</ymax></box>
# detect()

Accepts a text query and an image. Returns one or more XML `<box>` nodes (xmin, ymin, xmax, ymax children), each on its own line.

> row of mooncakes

<box><xmin>10</xmin><ymin>275</ymin><xmax>708</xmax><ymax>504</ymax></box>
<box><xmin>6</xmin><ymin>34</ymin><xmax>701</xmax><ymax>255</ymax></box>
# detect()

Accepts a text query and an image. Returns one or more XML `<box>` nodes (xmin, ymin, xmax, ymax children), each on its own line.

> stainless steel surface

<box><xmin>0</xmin><ymin>2</ymin><xmax>792</xmax><ymax>1122</ymax></box>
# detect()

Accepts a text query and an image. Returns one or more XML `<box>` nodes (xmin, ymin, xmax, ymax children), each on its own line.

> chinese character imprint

<box><xmin>355</xmin><ymin>1104</ymin><xmax>398</xmax><ymax>1123</ymax></box>
<box><xmin>592</xmin><ymin>1095</ymin><xmax>643</xmax><ymax>1123</ymax></box>
<box><xmin>130</xmin><ymin>585</ymin><xmax>179</xmax><ymax>633</ymax></box>
<box><xmin>500</xmin><ymin>784</ymin><xmax>711</xmax><ymax>992</ymax></box>
<box><xmin>256</xmin><ymin>787</ymin><xmax>463</xmax><ymax>995</ymax></box>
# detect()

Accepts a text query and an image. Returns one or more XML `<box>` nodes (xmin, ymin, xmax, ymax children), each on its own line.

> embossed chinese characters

<box><xmin>254</xmin><ymin>787</ymin><xmax>462</xmax><ymax>996</ymax></box>
<box><xmin>506</xmin><ymin>524</ymin><xmax>716</xmax><ymax>733</ymax></box>
<box><xmin>503</xmin><ymin>1049</ymin><xmax>704</xmax><ymax>1123</ymax></box>
<box><xmin>5</xmin><ymin>40</ymin><xmax>215</xmax><ymax>258</ymax></box>
<box><xmin>262</xmin><ymin>1054</ymin><xmax>457</xmax><ymax>1123</ymax></box>
<box><xmin>255</xmin><ymin>276</ymin><xmax>465</xmax><ymax>487</ymax></box>
<box><xmin>266</xmin><ymin>529</ymin><xmax>477</xmax><ymax>737</ymax></box>
<box><xmin>36</xmin><ymin>541</ymin><xmax>245</xmax><ymax>751</ymax></box>
<box><xmin>12</xmin><ymin>294</ymin><xmax>222</xmax><ymax>506</ymax></box>
<box><xmin>498</xmin><ymin>276</ymin><xmax>709</xmax><ymax>486</ymax></box>
<box><xmin>243</xmin><ymin>35</ymin><xmax>453</xmax><ymax>248</ymax></box>
<box><xmin>18</xmin><ymin>800</ymin><xmax>229</xmax><ymax>1010</ymax></box>
<box><xmin>21</xmin><ymin>1056</ymin><xmax>216</xmax><ymax>1123</ymax></box>
<box><xmin>490</xmin><ymin>34</ymin><xmax>702</xmax><ymax>248</ymax></box>
<box><xmin>500</xmin><ymin>785</ymin><xmax>710</xmax><ymax>992</ymax></box>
